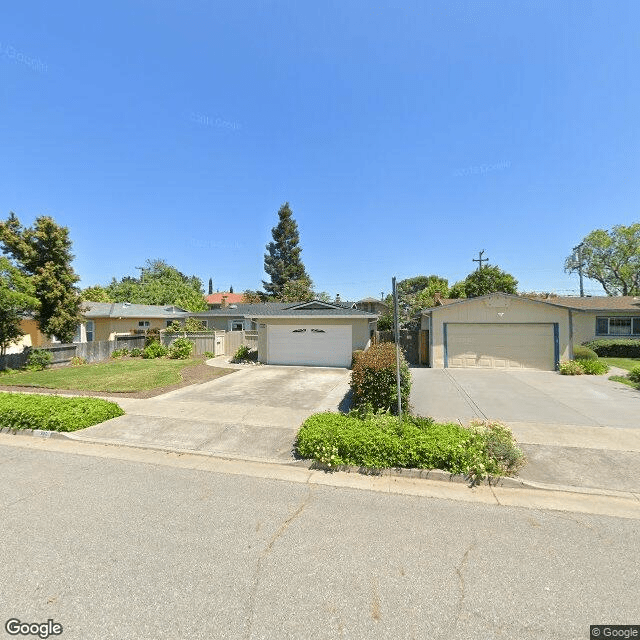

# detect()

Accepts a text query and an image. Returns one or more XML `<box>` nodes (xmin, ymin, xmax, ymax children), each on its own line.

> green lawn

<box><xmin>0</xmin><ymin>358</ymin><xmax>216</xmax><ymax>392</ymax></box>
<box><xmin>601</xmin><ymin>357</ymin><xmax>640</xmax><ymax>372</ymax></box>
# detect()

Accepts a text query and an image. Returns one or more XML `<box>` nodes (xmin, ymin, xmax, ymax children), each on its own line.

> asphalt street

<box><xmin>1</xmin><ymin>440</ymin><xmax>639</xmax><ymax>640</ymax></box>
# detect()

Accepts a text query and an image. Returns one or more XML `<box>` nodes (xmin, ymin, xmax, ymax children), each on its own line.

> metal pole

<box><xmin>577</xmin><ymin>243</ymin><xmax>584</xmax><ymax>297</ymax></box>
<box><xmin>392</xmin><ymin>277</ymin><xmax>402</xmax><ymax>420</ymax></box>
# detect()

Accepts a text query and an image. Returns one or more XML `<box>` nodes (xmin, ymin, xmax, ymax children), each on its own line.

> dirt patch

<box><xmin>0</xmin><ymin>363</ymin><xmax>237</xmax><ymax>399</ymax></box>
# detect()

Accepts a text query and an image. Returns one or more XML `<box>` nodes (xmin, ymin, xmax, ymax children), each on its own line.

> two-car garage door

<box><xmin>267</xmin><ymin>325</ymin><xmax>353</xmax><ymax>367</ymax></box>
<box><xmin>446</xmin><ymin>323</ymin><xmax>556</xmax><ymax>370</ymax></box>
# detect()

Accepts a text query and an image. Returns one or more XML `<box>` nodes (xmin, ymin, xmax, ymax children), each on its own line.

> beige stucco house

<box><xmin>18</xmin><ymin>302</ymin><xmax>190</xmax><ymax>348</ymax></box>
<box><xmin>421</xmin><ymin>293</ymin><xmax>640</xmax><ymax>370</ymax></box>
<box><xmin>192</xmin><ymin>301</ymin><xmax>377</xmax><ymax>367</ymax></box>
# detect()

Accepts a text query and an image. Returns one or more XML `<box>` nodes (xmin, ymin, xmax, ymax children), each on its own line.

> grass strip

<box><xmin>0</xmin><ymin>358</ymin><xmax>204</xmax><ymax>392</ymax></box>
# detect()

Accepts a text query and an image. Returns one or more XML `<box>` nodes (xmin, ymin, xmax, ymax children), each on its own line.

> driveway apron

<box><xmin>71</xmin><ymin>366</ymin><xmax>350</xmax><ymax>462</ymax></box>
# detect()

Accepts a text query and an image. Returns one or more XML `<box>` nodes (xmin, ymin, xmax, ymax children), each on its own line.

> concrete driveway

<box><xmin>410</xmin><ymin>368</ymin><xmax>640</xmax><ymax>492</ymax></box>
<box><xmin>410</xmin><ymin>368</ymin><xmax>640</xmax><ymax>428</ymax></box>
<box><xmin>72</xmin><ymin>366</ymin><xmax>350</xmax><ymax>462</ymax></box>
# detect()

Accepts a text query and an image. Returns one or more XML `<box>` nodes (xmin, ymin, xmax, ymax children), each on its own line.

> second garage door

<box><xmin>267</xmin><ymin>324</ymin><xmax>353</xmax><ymax>367</ymax></box>
<box><xmin>446</xmin><ymin>323</ymin><xmax>556</xmax><ymax>370</ymax></box>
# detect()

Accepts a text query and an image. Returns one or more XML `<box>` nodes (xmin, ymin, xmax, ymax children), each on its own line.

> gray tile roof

<box><xmin>192</xmin><ymin>302</ymin><xmax>375</xmax><ymax>318</ymax></box>
<box><xmin>83</xmin><ymin>302</ymin><xmax>190</xmax><ymax>319</ymax></box>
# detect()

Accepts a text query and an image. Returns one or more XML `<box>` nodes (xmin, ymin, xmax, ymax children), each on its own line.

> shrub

<box><xmin>26</xmin><ymin>349</ymin><xmax>52</xmax><ymax>371</ymax></box>
<box><xmin>559</xmin><ymin>360</ymin><xmax>584</xmax><ymax>375</ymax></box>
<box><xmin>628</xmin><ymin>365</ymin><xmax>640</xmax><ymax>384</ymax></box>
<box><xmin>350</xmin><ymin>342</ymin><xmax>411</xmax><ymax>414</ymax></box>
<box><xmin>203</xmin><ymin>351</ymin><xmax>215</xmax><ymax>358</ymax></box>
<box><xmin>144</xmin><ymin>328</ymin><xmax>161</xmax><ymax>347</ymax></box>
<box><xmin>111</xmin><ymin>348</ymin><xmax>129</xmax><ymax>358</ymax></box>
<box><xmin>233</xmin><ymin>344</ymin><xmax>250</xmax><ymax>360</ymax></box>
<box><xmin>130</xmin><ymin>348</ymin><xmax>143</xmax><ymax>357</ymax></box>
<box><xmin>295</xmin><ymin>411</ymin><xmax>525</xmax><ymax>481</ymax></box>
<box><xmin>70</xmin><ymin>356</ymin><xmax>87</xmax><ymax>366</ymax></box>
<box><xmin>573</xmin><ymin>345</ymin><xmax>598</xmax><ymax>360</ymax></box>
<box><xmin>168</xmin><ymin>337</ymin><xmax>194</xmax><ymax>359</ymax></box>
<box><xmin>576</xmin><ymin>358</ymin><xmax>609</xmax><ymax>375</ymax></box>
<box><xmin>0</xmin><ymin>393</ymin><xmax>124</xmax><ymax>432</ymax></box>
<box><xmin>142</xmin><ymin>341</ymin><xmax>168</xmax><ymax>359</ymax></box>
<box><xmin>583</xmin><ymin>339</ymin><xmax>640</xmax><ymax>358</ymax></box>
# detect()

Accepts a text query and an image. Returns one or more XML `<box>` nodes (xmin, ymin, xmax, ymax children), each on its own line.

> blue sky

<box><xmin>1</xmin><ymin>0</ymin><xmax>638</xmax><ymax>300</ymax></box>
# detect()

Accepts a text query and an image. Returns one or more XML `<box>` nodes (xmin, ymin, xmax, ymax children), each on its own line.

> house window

<box><xmin>596</xmin><ymin>316</ymin><xmax>640</xmax><ymax>336</ymax></box>
<box><xmin>231</xmin><ymin>320</ymin><xmax>244</xmax><ymax>331</ymax></box>
<box><xmin>86</xmin><ymin>321</ymin><xmax>94</xmax><ymax>342</ymax></box>
<box><xmin>139</xmin><ymin>321</ymin><xmax>150</xmax><ymax>328</ymax></box>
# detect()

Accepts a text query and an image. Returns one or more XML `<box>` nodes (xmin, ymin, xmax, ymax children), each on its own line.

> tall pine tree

<box><xmin>262</xmin><ymin>202</ymin><xmax>309</xmax><ymax>299</ymax></box>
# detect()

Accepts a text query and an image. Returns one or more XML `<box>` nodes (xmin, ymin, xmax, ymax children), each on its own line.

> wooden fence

<box><xmin>0</xmin><ymin>329</ymin><xmax>260</xmax><ymax>370</ymax></box>
<box><xmin>375</xmin><ymin>329</ymin><xmax>421</xmax><ymax>365</ymax></box>
<box><xmin>223</xmin><ymin>330</ymin><xmax>258</xmax><ymax>356</ymax></box>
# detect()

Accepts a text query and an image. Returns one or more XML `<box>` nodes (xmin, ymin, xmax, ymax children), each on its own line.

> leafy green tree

<box><xmin>384</xmin><ymin>275</ymin><xmax>450</xmax><ymax>323</ymax></box>
<box><xmin>565</xmin><ymin>224</ymin><xmax>640</xmax><ymax>295</ymax></box>
<box><xmin>0</xmin><ymin>213</ymin><xmax>84</xmax><ymax>343</ymax></box>
<box><xmin>278</xmin><ymin>277</ymin><xmax>315</xmax><ymax>302</ymax></box>
<box><xmin>376</xmin><ymin>309</ymin><xmax>394</xmax><ymax>331</ymax></box>
<box><xmin>0</xmin><ymin>257</ymin><xmax>39</xmax><ymax>355</ymax></box>
<box><xmin>448</xmin><ymin>281</ymin><xmax>467</xmax><ymax>299</ymax></box>
<box><xmin>243</xmin><ymin>289</ymin><xmax>266</xmax><ymax>303</ymax></box>
<box><xmin>463</xmin><ymin>265</ymin><xmax>518</xmax><ymax>298</ymax></box>
<box><xmin>81</xmin><ymin>285</ymin><xmax>113</xmax><ymax>302</ymax></box>
<box><xmin>106</xmin><ymin>259</ymin><xmax>207</xmax><ymax>311</ymax></box>
<box><xmin>263</xmin><ymin>202</ymin><xmax>309</xmax><ymax>299</ymax></box>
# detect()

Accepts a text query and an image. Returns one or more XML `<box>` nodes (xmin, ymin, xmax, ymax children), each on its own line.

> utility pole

<box><xmin>392</xmin><ymin>277</ymin><xmax>402</xmax><ymax>420</ymax></box>
<box><xmin>473</xmin><ymin>250</ymin><xmax>488</xmax><ymax>271</ymax></box>
<box><xmin>573</xmin><ymin>243</ymin><xmax>584</xmax><ymax>297</ymax></box>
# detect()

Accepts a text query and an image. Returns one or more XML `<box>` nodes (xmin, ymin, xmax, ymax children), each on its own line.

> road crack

<box><xmin>244</xmin><ymin>485</ymin><xmax>313</xmax><ymax>639</ymax></box>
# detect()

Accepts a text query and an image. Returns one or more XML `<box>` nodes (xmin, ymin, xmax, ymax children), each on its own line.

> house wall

<box><xmin>94</xmin><ymin>317</ymin><xmax>176</xmax><ymax>342</ymax></box>
<box><xmin>572</xmin><ymin>311</ymin><xmax>640</xmax><ymax>345</ymax></box>
<box><xmin>18</xmin><ymin>318</ymin><xmax>44</xmax><ymax>348</ymax></box>
<box><xmin>191</xmin><ymin>315</ymin><xmax>252</xmax><ymax>332</ymax></box>
<box><xmin>256</xmin><ymin>317</ymin><xmax>373</xmax><ymax>363</ymax></box>
<box><xmin>425</xmin><ymin>295</ymin><xmax>571</xmax><ymax>368</ymax></box>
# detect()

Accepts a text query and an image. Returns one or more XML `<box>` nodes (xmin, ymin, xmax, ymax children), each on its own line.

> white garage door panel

<box><xmin>268</xmin><ymin>325</ymin><xmax>352</xmax><ymax>367</ymax></box>
<box><xmin>447</xmin><ymin>324</ymin><xmax>554</xmax><ymax>370</ymax></box>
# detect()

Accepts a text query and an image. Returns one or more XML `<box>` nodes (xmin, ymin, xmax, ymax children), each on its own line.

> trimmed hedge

<box><xmin>0</xmin><ymin>393</ymin><xmax>125</xmax><ymax>432</ymax></box>
<box><xmin>583</xmin><ymin>339</ymin><xmax>640</xmax><ymax>358</ymax></box>
<box><xmin>573</xmin><ymin>345</ymin><xmax>598</xmax><ymax>360</ymax></box>
<box><xmin>350</xmin><ymin>343</ymin><xmax>411</xmax><ymax>414</ymax></box>
<box><xmin>295</xmin><ymin>411</ymin><xmax>525</xmax><ymax>481</ymax></box>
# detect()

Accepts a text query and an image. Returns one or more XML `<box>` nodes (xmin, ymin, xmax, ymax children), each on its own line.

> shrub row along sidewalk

<box><xmin>296</xmin><ymin>411</ymin><xmax>525</xmax><ymax>483</ymax></box>
<box><xmin>0</xmin><ymin>393</ymin><xmax>124</xmax><ymax>432</ymax></box>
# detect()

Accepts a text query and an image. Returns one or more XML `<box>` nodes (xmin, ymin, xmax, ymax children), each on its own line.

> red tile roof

<box><xmin>205</xmin><ymin>292</ymin><xmax>246</xmax><ymax>305</ymax></box>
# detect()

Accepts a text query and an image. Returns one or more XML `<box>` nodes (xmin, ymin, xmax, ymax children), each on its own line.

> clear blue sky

<box><xmin>1</xmin><ymin>0</ymin><xmax>638</xmax><ymax>300</ymax></box>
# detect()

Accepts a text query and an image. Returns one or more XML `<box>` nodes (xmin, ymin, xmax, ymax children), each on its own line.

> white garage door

<box><xmin>446</xmin><ymin>323</ymin><xmax>555</xmax><ymax>370</ymax></box>
<box><xmin>267</xmin><ymin>325</ymin><xmax>353</xmax><ymax>367</ymax></box>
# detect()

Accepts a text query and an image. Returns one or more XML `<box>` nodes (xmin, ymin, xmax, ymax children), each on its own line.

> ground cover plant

<box><xmin>0</xmin><ymin>393</ymin><xmax>124</xmax><ymax>432</ymax></box>
<box><xmin>0</xmin><ymin>357</ymin><xmax>215</xmax><ymax>392</ymax></box>
<box><xmin>295</xmin><ymin>410</ymin><xmax>525</xmax><ymax>483</ymax></box>
<box><xmin>559</xmin><ymin>359</ymin><xmax>609</xmax><ymax>375</ymax></box>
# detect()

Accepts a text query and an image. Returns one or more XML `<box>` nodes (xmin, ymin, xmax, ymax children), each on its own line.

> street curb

<box><xmin>2</xmin><ymin>427</ymin><xmax>636</xmax><ymax>500</ymax></box>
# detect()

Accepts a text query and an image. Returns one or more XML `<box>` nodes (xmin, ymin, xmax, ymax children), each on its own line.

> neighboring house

<box><xmin>356</xmin><ymin>297</ymin><xmax>388</xmax><ymax>315</ymax></box>
<box><xmin>421</xmin><ymin>293</ymin><xmax>640</xmax><ymax>371</ymax></box>
<box><xmin>193</xmin><ymin>300</ymin><xmax>377</xmax><ymax>367</ymax></box>
<box><xmin>18</xmin><ymin>302</ymin><xmax>190</xmax><ymax>346</ymax></box>
<box><xmin>205</xmin><ymin>292</ymin><xmax>245</xmax><ymax>309</ymax></box>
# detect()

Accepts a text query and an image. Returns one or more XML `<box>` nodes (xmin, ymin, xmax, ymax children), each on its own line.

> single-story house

<box><xmin>18</xmin><ymin>302</ymin><xmax>190</xmax><ymax>346</ymax></box>
<box><xmin>420</xmin><ymin>293</ymin><xmax>640</xmax><ymax>370</ymax></box>
<box><xmin>356</xmin><ymin>297</ymin><xmax>388</xmax><ymax>315</ymax></box>
<box><xmin>192</xmin><ymin>300</ymin><xmax>377</xmax><ymax>367</ymax></box>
